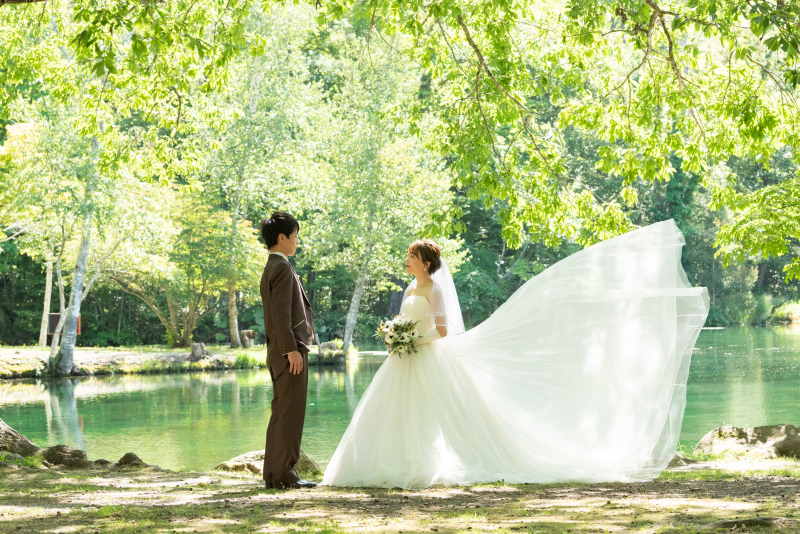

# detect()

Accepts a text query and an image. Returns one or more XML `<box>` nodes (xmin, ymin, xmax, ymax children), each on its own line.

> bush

<box><xmin>772</xmin><ymin>301</ymin><xmax>800</xmax><ymax>324</ymax></box>
<box><xmin>0</xmin><ymin>451</ymin><xmax>42</xmax><ymax>468</ymax></box>
<box><xmin>234</xmin><ymin>353</ymin><xmax>262</xmax><ymax>369</ymax></box>
<box><xmin>749</xmin><ymin>294</ymin><xmax>772</xmax><ymax>325</ymax></box>
<box><xmin>705</xmin><ymin>304</ymin><xmax>727</xmax><ymax>327</ymax></box>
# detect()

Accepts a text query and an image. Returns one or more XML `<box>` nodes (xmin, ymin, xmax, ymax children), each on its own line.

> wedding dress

<box><xmin>321</xmin><ymin>220</ymin><xmax>709</xmax><ymax>488</ymax></box>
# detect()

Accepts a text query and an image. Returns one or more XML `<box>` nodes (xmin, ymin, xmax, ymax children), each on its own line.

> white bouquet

<box><xmin>374</xmin><ymin>314</ymin><xmax>420</xmax><ymax>358</ymax></box>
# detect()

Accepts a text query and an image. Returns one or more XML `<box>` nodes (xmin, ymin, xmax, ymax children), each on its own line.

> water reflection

<box><xmin>681</xmin><ymin>325</ymin><xmax>800</xmax><ymax>445</ymax></box>
<box><xmin>0</xmin><ymin>357</ymin><xmax>387</xmax><ymax>471</ymax></box>
<box><xmin>45</xmin><ymin>379</ymin><xmax>84</xmax><ymax>451</ymax></box>
<box><xmin>1</xmin><ymin>328</ymin><xmax>799</xmax><ymax>471</ymax></box>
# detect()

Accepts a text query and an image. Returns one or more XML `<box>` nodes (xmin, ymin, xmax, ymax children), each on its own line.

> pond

<box><xmin>2</xmin><ymin>326</ymin><xmax>799</xmax><ymax>472</ymax></box>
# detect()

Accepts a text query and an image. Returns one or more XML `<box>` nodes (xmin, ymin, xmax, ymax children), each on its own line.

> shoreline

<box><xmin>0</xmin><ymin>346</ymin><xmax>358</xmax><ymax>380</ymax></box>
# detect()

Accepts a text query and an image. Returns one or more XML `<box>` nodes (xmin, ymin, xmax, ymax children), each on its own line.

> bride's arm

<box><xmin>418</xmin><ymin>284</ymin><xmax>448</xmax><ymax>345</ymax></box>
<box><xmin>417</xmin><ymin>325</ymin><xmax>447</xmax><ymax>345</ymax></box>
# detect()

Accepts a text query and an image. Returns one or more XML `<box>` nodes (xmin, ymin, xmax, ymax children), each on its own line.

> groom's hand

<box><xmin>287</xmin><ymin>351</ymin><xmax>303</xmax><ymax>374</ymax></box>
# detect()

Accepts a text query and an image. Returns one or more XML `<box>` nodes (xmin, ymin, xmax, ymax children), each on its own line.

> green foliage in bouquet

<box><xmin>375</xmin><ymin>314</ymin><xmax>420</xmax><ymax>358</ymax></box>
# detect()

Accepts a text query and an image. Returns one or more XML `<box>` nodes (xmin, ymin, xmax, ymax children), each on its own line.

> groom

<box><xmin>260</xmin><ymin>211</ymin><xmax>316</xmax><ymax>489</ymax></box>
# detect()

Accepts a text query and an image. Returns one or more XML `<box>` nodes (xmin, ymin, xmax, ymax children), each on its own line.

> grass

<box><xmin>233</xmin><ymin>352</ymin><xmax>262</xmax><ymax>369</ymax></box>
<box><xmin>0</xmin><ymin>451</ymin><xmax>43</xmax><ymax>468</ymax></box>
<box><xmin>658</xmin><ymin>466</ymin><xmax>800</xmax><ymax>482</ymax></box>
<box><xmin>0</xmin><ymin>464</ymin><xmax>799</xmax><ymax>534</ymax></box>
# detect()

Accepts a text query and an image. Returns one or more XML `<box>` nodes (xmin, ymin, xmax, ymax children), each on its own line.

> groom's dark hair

<box><xmin>261</xmin><ymin>211</ymin><xmax>299</xmax><ymax>249</ymax></box>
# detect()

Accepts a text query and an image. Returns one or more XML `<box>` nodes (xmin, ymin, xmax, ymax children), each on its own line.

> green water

<box><xmin>1</xmin><ymin>326</ymin><xmax>799</xmax><ymax>471</ymax></box>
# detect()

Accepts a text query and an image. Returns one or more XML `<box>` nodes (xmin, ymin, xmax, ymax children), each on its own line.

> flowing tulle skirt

<box><xmin>322</xmin><ymin>220</ymin><xmax>710</xmax><ymax>488</ymax></box>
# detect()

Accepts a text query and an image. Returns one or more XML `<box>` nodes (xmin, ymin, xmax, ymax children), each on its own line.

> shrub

<box><xmin>0</xmin><ymin>451</ymin><xmax>42</xmax><ymax>468</ymax></box>
<box><xmin>234</xmin><ymin>353</ymin><xmax>262</xmax><ymax>369</ymax></box>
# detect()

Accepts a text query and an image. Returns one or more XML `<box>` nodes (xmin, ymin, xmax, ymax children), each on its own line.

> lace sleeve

<box><xmin>426</xmin><ymin>283</ymin><xmax>447</xmax><ymax>327</ymax></box>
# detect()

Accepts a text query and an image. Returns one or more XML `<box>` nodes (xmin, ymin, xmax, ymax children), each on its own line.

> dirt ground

<box><xmin>1</xmin><ymin>459</ymin><xmax>798</xmax><ymax>534</ymax></box>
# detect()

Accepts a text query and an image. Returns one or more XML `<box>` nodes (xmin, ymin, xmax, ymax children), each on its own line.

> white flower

<box><xmin>399</xmin><ymin>333</ymin><xmax>410</xmax><ymax>343</ymax></box>
<box><xmin>411</xmin><ymin>329</ymin><xmax>419</xmax><ymax>339</ymax></box>
<box><xmin>384</xmin><ymin>333</ymin><xmax>395</xmax><ymax>344</ymax></box>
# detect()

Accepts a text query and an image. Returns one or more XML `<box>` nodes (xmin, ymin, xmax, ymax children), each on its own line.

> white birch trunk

<box><xmin>228</xmin><ymin>278</ymin><xmax>241</xmax><ymax>348</ymax></box>
<box><xmin>48</xmin><ymin>248</ymin><xmax>67</xmax><ymax>369</ymax></box>
<box><xmin>57</xmin><ymin>210</ymin><xmax>93</xmax><ymax>375</ymax></box>
<box><xmin>228</xmin><ymin>202</ymin><xmax>242</xmax><ymax>348</ymax></box>
<box><xmin>343</xmin><ymin>241</ymin><xmax>373</xmax><ymax>355</ymax></box>
<box><xmin>38</xmin><ymin>260</ymin><xmax>53</xmax><ymax>347</ymax></box>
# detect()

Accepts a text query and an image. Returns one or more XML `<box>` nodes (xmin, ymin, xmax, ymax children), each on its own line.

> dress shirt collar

<box><xmin>269</xmin><ymin>251</ymin><xmax>289</xmax><ymax>262</ymax></box>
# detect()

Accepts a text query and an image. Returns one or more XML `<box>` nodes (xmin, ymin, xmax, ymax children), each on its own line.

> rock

<box><xmin>668</xmin><ymin>453</ymin><xmax>698</xmax><ymax>467</ymax></box>
<box><xmin>0</xmin><ymin>461</ymin><xmax>19</xmax><ymax>469</ymax></box>
<box><xmin>3</xmin><ymin>452</ymin><xmax>25</xmax><ymax>463</ymax></box>
<box><xmin>0</xmin><ymin>418</ymin><xmax>40</xmax><ymax>457</ymax></box>
<box><xmin>118</xmin><ymin>452</ymin><xmax>146</xmax><ymax>467</ymax></box>
<box><xmin>43</xmin><ymin>445</ymin><xmax>92</xmax><ymax>467</ymax></box>
<box><xmin>189</xmin><ymin>343</ymin><xmax>210</xmax><ymax>362</ymax></box>
<box><xmin>238</xmin><ymin>330</ymin><xmax>256</xmax><ymax>349</ymax></box>
<box><xmin>695</xmin><ymin>425</ymin><xmax>800</xmax><ymax>458</ymax></box>
<box><xmin>94</xmin><ymin>459</ymin><xmax>112</xmax><ymax>466</ymax></box>
<box><xmin>215</xmin><ymin>449</ymin><xmax>321</xmax><ymax>478</ymax></box>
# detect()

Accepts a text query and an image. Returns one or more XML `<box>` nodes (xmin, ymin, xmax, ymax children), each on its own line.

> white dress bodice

<box><xmin>399</xmin><ymin>295</ymin><xmax>435</xmax><ymax>336</ymax></box>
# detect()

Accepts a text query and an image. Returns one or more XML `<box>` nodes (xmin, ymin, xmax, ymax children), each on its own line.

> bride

<box><xmin>322</xmin><ymin>220</ymin><xmax>709</xmax><ymax>489</ymax></box>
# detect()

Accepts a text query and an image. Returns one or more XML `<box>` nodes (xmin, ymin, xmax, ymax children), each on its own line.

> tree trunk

<box><xmin>228</xmin><ymin>201</ymin><xmax>242</xmax><ymax>348</ymax></box>
<box><xmin>756</xmin><ymin>263</ymin><xmax>769</xmax><ymax>292</ymax></box>
<box><xmin>180</xmin><ymin>294</ymin><xmax>206</xmax><ymax>348</ymax></box>
<box><xmin>343</xmin><ymin>241</ymin><xmax>373</xmax><ymax>355</ymax></box>
<box><xmin>228</xmin><ymin>278</ymin><xmax>242</xmax><ymax>348</ymax></box>
<box><xmin>117</xmin><ymin>291</ymin><xmax>123</xmax><ymax>335</ymax></box>
<box><xmin>306</xmin><ymin>270</ymin><xmax>317</xmax><ymax>304</ymax></box>
<box><xmin>386</xmin><ymin>277</ymin><xmax>407</xmax><ymax>318</ymax></box>
<box><xmin>48</xmin><ymin>250</ymin><xmax>67</xmax><ymax>368</ymax></box>
<box><xmin>57</xmin><ymin>210</ymin><xmax>93</xmax><ymax>375</ymax></box>
<box><xmin>38</xmin><ymin>260</ymin><xmax>53</xmax><ymax>347</ymax></box>
<box><xmin>165</xmin><ymin>289</ymin><xmax>184</xmax><ymax>347</ymax></box>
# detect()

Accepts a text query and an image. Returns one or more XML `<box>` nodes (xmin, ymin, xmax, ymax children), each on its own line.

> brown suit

<box><xmin>260</xmin><ymin>253</ymin><xmax>314</xmax><ymax>487</ymax></box>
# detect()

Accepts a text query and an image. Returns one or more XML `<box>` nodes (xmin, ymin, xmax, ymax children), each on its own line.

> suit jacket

<box><xmin>260</xmin><ymin>254</ymin><xmax>314</xmax><ymax>378</ymax></box>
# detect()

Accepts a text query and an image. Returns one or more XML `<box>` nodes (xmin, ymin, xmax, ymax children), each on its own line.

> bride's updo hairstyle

<box><xmin>408</xmin><ymin>239</ymin><xmax>442</xmax><ymax>275</ymax></box>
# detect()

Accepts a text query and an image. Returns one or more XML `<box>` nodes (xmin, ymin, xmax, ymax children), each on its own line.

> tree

<box><xmin>202</xmin><ymin>3</ymin><xmax>330</xmax><ymax>347</ymax></box>
<box><xmin>298</xmin><ymin>26</ymin><xmax>464</xmax><ymax>353</ymax></box>
<box><xmin>110</xmin><ymin>191</ymin><xmax>267</xmax><ymax>347</ymax></box>
<box><xmin>309</xmin><ymin>1</ymin><xmax>800</xmax><ymax>264</ymax></box>
<box><xmin>0</xmin><ymin>106</ymin><xmax>177</xmax><ymax>371</ymax></box>
<box><xmin>6</xmin><ymin>0</ymin><xmax>798</xmax><ymax>281</ymax></box>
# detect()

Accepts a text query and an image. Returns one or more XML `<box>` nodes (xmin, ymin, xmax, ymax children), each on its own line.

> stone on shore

<box><xmin>43</xmin><ymin>445</ymin><xmax>93</xmax><ymax>468</ymax></box>
<box><xmin>0</xmin><ymin>418</ymin><xmax>40</xmax><ymax>457</ymax></box>
<box><xmin>189</xmin><ymin>343</ymin><xmax>211</xmax><ymax>362</ymax></box>
<box><xmin>215</xmin><ymin>449</ymin><xmax>321</xmax><ymax>478</ymax></box>
<box><xmin>696</xmin><ymin>424</ymin><xmax>800</xmax><ymax>458</ymax></box>
<box><xmin>118</xmin><ymin>452</ymin><xmax>147</xmax><ymax>467</ymax></box>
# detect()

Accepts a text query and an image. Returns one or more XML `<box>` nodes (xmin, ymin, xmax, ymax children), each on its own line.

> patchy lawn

<box><xmin>1</xmin><ymin>460</ymin><xmax>798</xmax><ymax>533</ymax></box>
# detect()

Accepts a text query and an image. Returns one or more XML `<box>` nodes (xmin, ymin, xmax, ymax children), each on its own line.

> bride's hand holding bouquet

<box><xmin>375</xmin><ymin>314</ymin><xmax>419</xmax><ymax>358</ymax></box>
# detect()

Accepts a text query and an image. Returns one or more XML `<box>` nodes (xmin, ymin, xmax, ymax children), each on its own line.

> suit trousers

<box><xmin>263</xmin><ymin>352</ymin><xmax>308</xmax><ymax>488</ymax></box>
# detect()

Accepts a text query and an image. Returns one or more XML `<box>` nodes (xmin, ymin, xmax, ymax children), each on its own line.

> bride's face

<box><xmin>405</xmin><ymin>251</ymin><xmax>429</xmax><ymax>276</ymax></box>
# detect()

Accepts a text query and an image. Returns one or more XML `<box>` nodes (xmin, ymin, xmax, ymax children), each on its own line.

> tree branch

<box><xmin>456</xmin><ymin>14</ymin><xmax>529</xmax><ymax>113</ymax></box>
<box><xmin>0</xmin><ymin>0</ymin><xmax>47</xmax><ymax>6</ymax></box>
<box><xmin>456</xmin><ymin>13</ymin><xmax>562</xmax><ymax>182</ymax></box>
